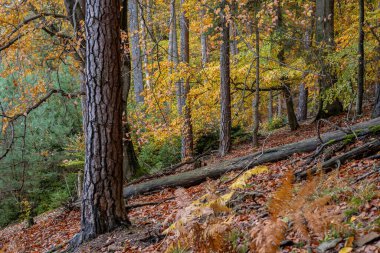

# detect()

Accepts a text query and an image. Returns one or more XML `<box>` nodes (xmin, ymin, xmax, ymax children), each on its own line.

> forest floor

<box><xmin>1</xmin><ymin>107</ymin><xmax>379</xmax><ymax>253</ymax></box>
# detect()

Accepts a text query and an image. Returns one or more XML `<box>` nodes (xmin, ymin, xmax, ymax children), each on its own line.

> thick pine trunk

<box><xmin>129</xmin><ymin>0</ymin><xmax>144</xmax><ymax>103</ymax></box>
<box><xmin>180</xmin><ymin>0</ymin><xmax>194</xmax><ymax>160</ymax></box>
<box><xmin>356</xmin><ymin>0</ymin><xmax>365</xmax><ymax>115</ymax></box>
<box><xmin>219</xmin><ymin>0</ymin><xmax>231</xmax><ymax>156</ymax></box>
<box><xmin>81</xmin><ymin>0</ymin><xmax>127</xmax><ymax>241</ymax></box>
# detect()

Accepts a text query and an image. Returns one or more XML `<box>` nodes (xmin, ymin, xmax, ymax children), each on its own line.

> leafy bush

<box><xmin>263</xmin><ymin>117</ymin><xmax>286</xmax><ymax>131</ymax></box>
<box><xmin>138</xmin><ymin>136</ymin><xmax>182</xmax><ymax>172</ymax></box>
<box><xmin>195</xmin><ymin>125</ymin><xmax>251</xmax><ymax>154</ymax></box>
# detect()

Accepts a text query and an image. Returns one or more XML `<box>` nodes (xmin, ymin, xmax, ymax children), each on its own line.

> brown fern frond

<box><xmin>250</xmin><ymin>218</ymin><xmax>287</xmax><ymax>253</ymax></box>
<box><xmin>267</xmin><ymin>171</ymin><xmax>294</xmax><ymax>218</ymax></box>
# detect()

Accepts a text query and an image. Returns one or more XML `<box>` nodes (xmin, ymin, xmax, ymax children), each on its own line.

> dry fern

<box><xmin>250</xmin><ymin>218</ymin><xmax>287</xmax><ymax>253</ymax></box>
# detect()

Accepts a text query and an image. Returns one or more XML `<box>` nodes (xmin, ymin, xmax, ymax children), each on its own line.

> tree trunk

<box><xmin>219</xmin><ymin>0</ymin><xmax>231</xmax><ymax>156</ymax></box>
<box><xmin>297</xmin><ymin>83</ymin><xmax>308</xmax><ymax>121</ymax></box>
<box><xmin>268</xmin><ymin>90</ymin><xmax>273</xmax><ymax>122</ymax></box>
<box><xmin>81</xmin><ymin>0</ymin><xmax>128</xmax><ymax>241</ymax></box>
<box><xmin>140</xmin><ymin>12</ymin><xmax>151</xmax><ymax>89</ymax></box>
<box><xmin>315</xmin><ymin>0</ymin><xmax>343</xmax><ymax>118</ymax></box>
<box><xmin>121</xmin><ymin>0</ymin><xmax>140</xmax><ymax>180</ymax></box>
<box><xmin>230</xmin><ymin>22</ymin><xmax>238</xmax><ymax>64</ymax></box>
<box><xmin>180</xmin><ymin>0</ymin><xmax>194</xmax><ymax>160</ymax></box>
<box><xmin>276</xmin><ymin>1</ymin><xmax>299</xmax><ymax>130</ymax></box>
<box><xmin>252</xmin><ymin>13</ymin><xmax>260</xmax><ymax>147</ymax></box>
<box><xmin>356</xmin><ymin>0</ymin><xmax>365</xmax><ymax>115</ymax></box>
<box><xmin>200</xmin><ymin>8</ymin><xmax>208</xmax><ymax>68</ymax></box>
<box><xmin>123</xmin><ymin>117</ymin><xmax>380</xmax><ymax>197</ymax></box>
<box><xmin>277</xmin><ymin>94</ymin><xmax>282</xmax><ymax>117</ymax></box>
<box><xmin>373</xmin><ymin>84</ymin><xmax>380</xmax><ymax>118</ymax></box>
<box><xmin>283</xmin><ymin>82</ymin><xmax>299</xmax><ymax>130</ymax></box>
<box><xmin>129</xmin><ymin>0</ymin><xmax>144</xmax><ymax>103</ymax></box>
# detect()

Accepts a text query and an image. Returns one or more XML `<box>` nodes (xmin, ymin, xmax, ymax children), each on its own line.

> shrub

<box><xmin>138</xmin><ymin>136</ymin><xmax>181</xmax><ymax>172</ymax></box>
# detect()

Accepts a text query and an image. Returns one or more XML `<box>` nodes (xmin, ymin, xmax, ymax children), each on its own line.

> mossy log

<box><xmin>124</xmin><ymin>118</ymin><xmax>380</xmax><ymax>198</ymax></box>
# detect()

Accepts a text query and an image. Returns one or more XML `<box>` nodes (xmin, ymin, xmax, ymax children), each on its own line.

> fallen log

<box><xmin>124</xmin><ymin>118</ymin><xmax>380</xmax><ymax>198</ymax></box>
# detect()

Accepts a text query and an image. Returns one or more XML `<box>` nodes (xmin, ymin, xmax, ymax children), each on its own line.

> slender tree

<box><xmin>219</xmin><ymin>0</ymin><xmax>231</xmax><ymax>156</ymax></box>
<box><xmin>268</xmin><ymin>90</ymin><xmax>273</xmax><ymax>122</ymax></box>
<box><xmin>356</xmin><ymin>0</ymin><xmax>365</xmax><ymax>115</ymax></box>
<box><xmin>129</xmin><ymin>0</ymin><xmax>144</xmax><ymax>103</ymax></box>
<box><xmin>275</xmin><ymin>0</ymin><xmax>299</xmax><ymax>130</ymax></box>
<box><xmin>252</xmin><ymin>6</ymin><xmax>260</xmax><ymax>147</ymax></box>
<box><xmin>180</xmin><ymin>0</ymin><xmax>194</xmax><ymax>159</ymax></box>
<box><xmin>200</xmin><ymin>8</ymin><xmax>208</xmax><ymax>68</ymax></box>
<box><xmin>315</xmin><ymin>0</ymin><xmax>343</xmax><ymax>118</ymax></box>
<box><xmin>121</xmin><ymin>0</ymin><xmax>140</xmax><ymax>180</ymax></box>
<box><xmin>80</xmin><ymin>0</ymin><xmax>128</xmax><ymax>242</ymax></box>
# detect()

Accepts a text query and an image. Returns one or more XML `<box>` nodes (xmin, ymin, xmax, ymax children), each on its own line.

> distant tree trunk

<box><xmin>81</xmin><ymin>0</ymin><xmax>128</xmax><ymax>241</ymax></box>
<box><xmin>180</xmin><ymin>0</ymin><xmax>194</xmax><ymax>160</ymax></box>
<box><xmin>252</xmin><ymin>12</ymin><xmax>260</xmax><ymax>147</ymax></box>
<box><xmin>201</xmin><ymin>8</ymin><xmax>208</xmax><ymax>68</ymax></box>
<box><xmin>356</xmin><ymin>0</ymin><xmax>365</xmax><ymax>115</ymax></box>
<box><xmin>297</xmin><ymin>82</ymin><xmax>308</xmax><ymax>121</ymax></box>
<box><xmin>374</xmin><ymin>84</ymin><xmax>380</xmax><ymax>118</ymax></box>
<box><xmin>169</xmin><ymin>0</ymin><xmax>182</xmax><ymax>118</ymax></box>
<box><xmin>276</xmin><ymin>1</ymin><xmax>299</xmax><ymax>130</ymax></box>
<box><xmin>219</xmin><ymin>0</ymin><xmax>231</xmax><ymax>156</ymax></box>
<box><xmin>268</xmin><ymin>90</ymin><xmax>273</xmax><ymax>122</ymax></box>
<box><xmin>277</xmin><ymin>94</ymin><xmax>282</xmax><ymax>117</ymax></box>
<box><xmin>121</xmin><ymin>0</ymin><xmax>140</xmax><ymax>180</ymax></box>
<box><xmin>315</xmin><ymin>0</ymin><xmax>343</xmax><ymax>118</ymax></box>
<box><xmin>371</xmin><ymin>4</ymin><xmax>380</xmax><ymax>118</ymax></box>
<box><xmin>129</xmin><ymin>0</ymin><xmax>144</xmax><ymax>103</ymax></box>
<box><xmin>140</xmin><ymin>10</ymin><xmax>151</xmax><ymax>88</ymax></box>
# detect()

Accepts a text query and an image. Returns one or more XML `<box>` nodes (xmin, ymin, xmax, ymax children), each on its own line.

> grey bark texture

<box><xmin>81</xmin><ymin>0</ymin><xmax>127</xmax><ymax>241</ymax></box>
<box><xmin>129</xmin><ymin>0</ymin><xmax>144</xmax><ymax>103</ymax></box>
<box><xmin>180</xmin><ymin>0</ymin><xmax>194</xmax><ymax>160</ymax></box>
<box><xmin>200</xmin><ymin>8</ymin><xmax>208</xmax><ymax>67</ymax></box>
<box><xmin>121</xmin><ymin>0</ymin><xmax>140</xmax><ymax>180</ymax></box>
<box><xmin>219</xmin><ymin>0</ymin><xmax>232</xmax><ymax>156</ymax></box>
<box><xmin>297</xmin><ymin>83</ymin><xmax>308</xmax><ymax>121</ymax></box>
<box><xmin>124</xmin><ymin>117</ymin><xmax>380</xmax><ymax>198</ymax></box>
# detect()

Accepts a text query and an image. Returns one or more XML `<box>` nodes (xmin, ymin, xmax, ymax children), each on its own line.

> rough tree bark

<box><xmin>315</xmin><ymin>0</ymin><xmax>343</xmax><ymax>118</ymax></box>
<box><xmin>371</xmin><ymin>4</ymin><xmax>380</xmax><ymax>118</ymax></box>
<box><xmin>356</xmin><ymin>0</ymin><xmax>365</xmax><ymax>115</ymax></box>
<box><xmin>219</xmin><ymin>0</ymin><xmax>232</xmax><ymax>156</ymax></box>
<box><xmin>252</xmin><ymin>10</ymin><xmax>260</xmax><ymax>147</ymax></box>
<box><xmin>129</xmin><ymin>0</ymin><xmax>144</xmax><ymax>103</ymax></box>
<box><xmin>80</xmin><ymin>0</ymin><xmax>128</xmax><ymax>241</ymax></box>
<box><xmin>121</xmin><ymin>0</ymin><xmax>140</xmax><ymax>180</ymax></box>
<box><xmin>180</xmin><ymin>0</ymin><xmax>194</xmax><ymax>160</ymax></box>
